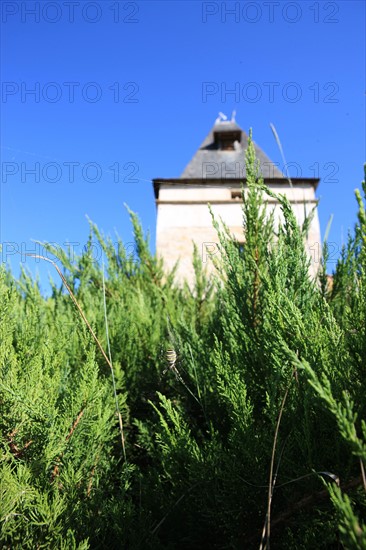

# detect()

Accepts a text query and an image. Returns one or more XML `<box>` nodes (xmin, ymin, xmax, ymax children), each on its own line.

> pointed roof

<box><xmin>181</xmin><ymin>119</ymin><xmax>284</xmax><ymax>179</ymax></box>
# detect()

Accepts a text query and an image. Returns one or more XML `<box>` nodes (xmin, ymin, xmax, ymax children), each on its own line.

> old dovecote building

<box><xmin>153</xmin><ymin>115</ymin><xmax>321</xmax><ymax>285</ymax></box>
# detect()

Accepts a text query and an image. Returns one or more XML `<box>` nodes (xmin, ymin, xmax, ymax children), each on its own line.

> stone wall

<box><xmin>156</xmin><ymin>182</ymin><xmax>321</xmax><ymax>286</ymax></box>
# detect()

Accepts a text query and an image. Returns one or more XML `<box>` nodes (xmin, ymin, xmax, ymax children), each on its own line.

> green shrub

<box><xmin>1</xmin><ymin>137</ymin><xmax>365</xmax><ymax>549</ymax></box>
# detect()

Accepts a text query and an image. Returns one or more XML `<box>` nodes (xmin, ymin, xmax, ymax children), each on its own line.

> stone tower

<box><xmin>153</xmin><ymin>115</ymin><xmax>321</xmax><ymax>286</ymax></box>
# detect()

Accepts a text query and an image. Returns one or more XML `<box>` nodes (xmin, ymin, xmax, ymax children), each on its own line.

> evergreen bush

<box><xmin>0</xmin><ymin>134</ymin><xmax>365</xmax><ymax>549</ymax></box>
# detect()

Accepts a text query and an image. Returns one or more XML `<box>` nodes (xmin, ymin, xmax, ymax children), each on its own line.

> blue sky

<box><xmin>1</xmin><ymin>0</ymin><xmax>365</xmax><ymax>291</ymax></box>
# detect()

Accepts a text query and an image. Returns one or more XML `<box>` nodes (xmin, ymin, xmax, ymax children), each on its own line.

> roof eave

<box><xmin>152</xmin><ymin>177</ymin><xmax>320</xmax><ymax>199</ymax></box>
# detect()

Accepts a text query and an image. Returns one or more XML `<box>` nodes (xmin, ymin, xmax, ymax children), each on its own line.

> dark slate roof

<box><xmin>181</xmin><ymin>121</ymin><xmax>284</xmax><ymax>179</ymax></box>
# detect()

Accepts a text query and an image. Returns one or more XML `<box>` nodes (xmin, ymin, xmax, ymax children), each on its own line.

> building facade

<box><xmin>153</xmin><ymin>116</ymin><xmax>321</xmax><ymax>286</ymax></box>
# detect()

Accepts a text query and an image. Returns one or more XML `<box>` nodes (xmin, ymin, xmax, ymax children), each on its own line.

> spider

<box><xmin>162</xmin><ymin>347</ymin><xmax>182</xmax><ymax>380</ymax></box>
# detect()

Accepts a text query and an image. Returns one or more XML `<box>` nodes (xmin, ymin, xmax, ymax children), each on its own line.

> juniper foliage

<box><xmin>0</xmin><ymin>138</ymin><xmax>365</xmax><ymax>549</ymax></box>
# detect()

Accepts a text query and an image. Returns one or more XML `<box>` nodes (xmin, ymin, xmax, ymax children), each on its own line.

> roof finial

<box><xmin>231</xmin><ymin>110</ymin><xmax>236</xmax><ymax>122</ymax></box>
<box><xmin>215</xmin><ymin>112</ymin><xmax>228</xmax><ymax>124</ymax></box>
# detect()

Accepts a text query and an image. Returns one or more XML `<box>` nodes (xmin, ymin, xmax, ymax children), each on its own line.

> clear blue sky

<box><xmin>1</xmin><ymin>0</ymin><xmax>365</xmax><ymax>292</ymax></box>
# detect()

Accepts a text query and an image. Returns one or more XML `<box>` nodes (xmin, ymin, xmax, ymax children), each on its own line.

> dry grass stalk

<box><xmin>259</xmin><ymin>374</ymin><xmax>294</xmax><ymax>550</ymax></box>
<box><xmin>51</xmin><ymin>407</ymin><xmax>84</xmax><ymax>481</ymax></box>
<box><xmin>22</xmin><ymin>252</ymin><xmax>127</xmax><ymax>462</ymax></box>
